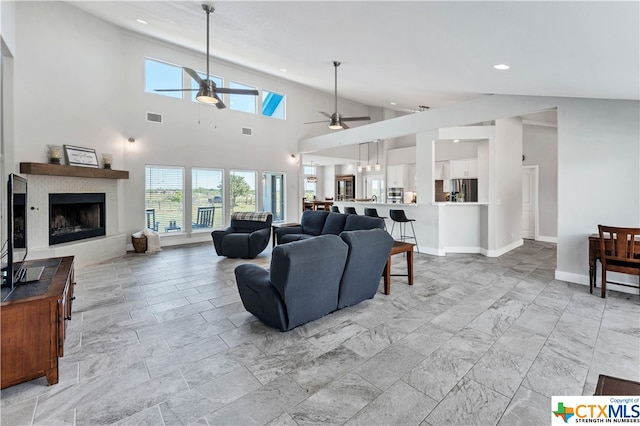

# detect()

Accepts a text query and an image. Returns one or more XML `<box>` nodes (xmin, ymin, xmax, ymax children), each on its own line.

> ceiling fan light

<box><xmin>329</xmin><ymin>114</ymin><xmax>343</xmax><ymax>129</ymax></box>
<box><xmin>196</xmin><ymin>88</ymin><xmax>219</xmax><ymax>104</ymax></box>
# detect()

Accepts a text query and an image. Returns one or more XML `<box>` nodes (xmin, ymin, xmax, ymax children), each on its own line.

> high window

<box><xmin>144</xmin><ymin>58</ymin><xmax>182</xmax><ymax>99</ymax></box>
<box><xmin>229</xmin><ymin>81</ymin><xmax>257</xmax><ymax>114</ymax></box>
<box><xmin>190</xmin><ymin>72</ymin><xmax>223</xmax><ymax>103</ymax></box>
<box><xmin>145</xmin><ymin>166</ymin><xmax>184</xmax><ymax>233</ymax></box>
<box><xmin>262</xmin><ymin>90</ymin><xmax>285</xmax><ymax>119</ymax></box>
<box><xmin>230</xmin><ymin>170</ymin><xmax>257</xmax><ymax>214</ymax></box>
<box><xmin>192</xmin><ymin>168</ymin><xmax>224</xmax><ymax>231</ymax></box>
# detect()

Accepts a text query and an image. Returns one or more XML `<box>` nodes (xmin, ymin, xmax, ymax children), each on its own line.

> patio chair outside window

<box><xmin>146</xmin><ymin>209</ymin><xmax>159</xmax><ymax>231</ymax></box>
<box><xmin>193</xmin><ymin>206</ymin><xmax>215</xmax><ymax>229</ymax></box>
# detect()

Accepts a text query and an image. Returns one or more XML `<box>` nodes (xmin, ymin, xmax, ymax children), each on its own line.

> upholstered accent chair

<box><xmin>212</xmin><ymin>212</ymin><xmax>273</xmax><ymax>258</ymax></box>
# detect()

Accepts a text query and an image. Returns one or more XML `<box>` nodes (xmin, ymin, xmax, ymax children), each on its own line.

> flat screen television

<box><xmin>2</xmin><ymin>173</ymin><xmax>28</xmax><ymax>290</ymax></box>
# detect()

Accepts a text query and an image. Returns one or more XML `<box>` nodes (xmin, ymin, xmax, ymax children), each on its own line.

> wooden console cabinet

<box><xmin>1</xmin><ymin>256</ymin><xmax>75</xmax><ymax>389</ymax></box>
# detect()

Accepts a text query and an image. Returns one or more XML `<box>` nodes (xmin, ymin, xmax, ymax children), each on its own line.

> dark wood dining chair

<box><xmin>597</xmin><ymin>225</ymin><xmax>640</xmax><ymax>298</ymax></box>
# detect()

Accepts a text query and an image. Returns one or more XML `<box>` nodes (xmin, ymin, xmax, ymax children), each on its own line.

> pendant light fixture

<box><xmin>357</xmin><ymin>143</ymin><xmax>363</xmax><ymax>173</ymax></box>
<box><xmin>375</xmin><ymin>139</ymin><xmax>381</xmax><ymax>171</ymax></box>
<box><xmin>366</xmin><ymin>143</ymin><xmax>372</xmax><ymax>172</ymax></box>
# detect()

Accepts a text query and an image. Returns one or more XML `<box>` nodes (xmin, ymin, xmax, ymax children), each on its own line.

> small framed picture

<box><xmin>63</xmin><ymin>145</ymin><xmax>99</xmax><ymax>168</ymax></box>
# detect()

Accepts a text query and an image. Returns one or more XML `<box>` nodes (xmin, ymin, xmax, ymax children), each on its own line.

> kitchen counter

<box><xmin>432</xmin><ymin>202</ymin><xmax>490</xmax><ymax>206</ymax></box>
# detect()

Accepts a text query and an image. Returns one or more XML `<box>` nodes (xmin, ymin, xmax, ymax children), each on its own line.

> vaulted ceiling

<box><xmin>67</xmin><ymin>1</ymin><xmax>639</xmax><ymax>114</ymax></box>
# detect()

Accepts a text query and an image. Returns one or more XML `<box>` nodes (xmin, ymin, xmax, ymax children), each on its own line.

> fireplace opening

<box><xmin>49</xmin><ymin>193</ymin><xmax>106</xmax><ymax>245</ymax></box>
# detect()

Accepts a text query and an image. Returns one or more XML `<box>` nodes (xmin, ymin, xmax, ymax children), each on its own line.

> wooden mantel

<box><xmin>20</xmin><ymin>162</ymin><xmax>129</xmax><ymax>179</ymax></box>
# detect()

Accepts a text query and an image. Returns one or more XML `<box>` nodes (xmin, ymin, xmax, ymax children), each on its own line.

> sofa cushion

<box><xmin>321</xmin><ymin>212</ymin><xmax>348</xmax><ymax>235</ymax></box>
<box><xmin>344</xmin><ymin>215</ymin><xmax>385</xmax><ymax>231</ymax></box>
<box><xmin>269</xmin><ymin>235</ymin><xmax>348</xmax><ymax>330</ymax></box>
<box><xmin>300</xmin><ymin>210</ymin><xmax>329</xmax><ymax>236</ymax></box>
<box><xmin>338</xmin><ymin>229</ymin><xmax>394</xmax><ymax>308</ymax></box>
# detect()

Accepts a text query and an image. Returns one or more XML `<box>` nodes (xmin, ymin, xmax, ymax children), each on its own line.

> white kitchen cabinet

<box><xmin>434</xmin><ymin>161</ymin><xmax>450</xmax><ymax>181</ymax></box>
<box><xmin>450</xmin><ymin>158</ymin><xmax>478</xmax><ymax>178</ymax></box>
<box><xmin>387</xmin><ymin>165</ymin><xmax>405</xmax><ymax>188</ymax></box>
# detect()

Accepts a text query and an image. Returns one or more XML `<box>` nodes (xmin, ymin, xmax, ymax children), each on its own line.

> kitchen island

<box><xmin>333</xmin><ymin>201</ymin><xmax>511</xmax><ymax>256</ymax></box>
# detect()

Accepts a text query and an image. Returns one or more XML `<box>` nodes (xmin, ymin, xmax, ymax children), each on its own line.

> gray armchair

<box><xmin>212</xmin><ymin>212</ymin><xmax>273</xmax><ymax>258</ymax></box>
<box><xmin>235</xmin><ymin>235</ymin><xmax>348</xmax><ymax>331</ymax></box>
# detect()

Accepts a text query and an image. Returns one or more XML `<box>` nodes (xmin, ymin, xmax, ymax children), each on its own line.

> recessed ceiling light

<box><xmin>453</xmin><ymin>139</ymin><xmax>460</xmax><ymax>143</ymax></box>
<box><xmin>390</xmin><ymin>102</ymin><xmax>396</xmax><ymax>106</ymax></box>
<box><xmin>136</xmin><ymin>19</ymin><xmax>148</xmax><ymax>25</ymax></box>
<box><xmin>494</xmin><ymin>64</ymin><xmax>510</xmax><ymax>70</ymax></box>
<box><xmin>279</xmin><ymin>68</ymin><xmax>287</xmax><ymax>72</ymax></box>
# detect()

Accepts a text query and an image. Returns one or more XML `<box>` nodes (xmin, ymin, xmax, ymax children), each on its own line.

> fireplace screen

<box><xmin>49</xmin><ymin>193</ymin><xmax>106</xmax><ymax>245</ymax></box>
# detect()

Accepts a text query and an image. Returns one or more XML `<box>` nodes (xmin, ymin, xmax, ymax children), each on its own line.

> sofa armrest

<box><xmin>212</xmin><ymin>226</ymin><xmax>235</xmax><ymax>254</ymax></box>
<box><xmin>235</xmin><ymin>264</ymin><xmax>287</xmax><ymax>331</ymax></box>
<box><xmin>274</xmin><ymin>225</ymin><xmax>303</xmax><ymax>244</ymax></box>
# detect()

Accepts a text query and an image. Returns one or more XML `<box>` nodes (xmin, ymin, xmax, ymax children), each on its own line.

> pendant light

<box><xmin>366</xmin><ymin>143</ymin><xmax>372</xmax><ymax>172</ymax></box>
<box><xmin>357</xmin><ymin>144</ymin><xmax>363</xmax><ymax>172</ymax></box>
<box><xmin>375</xmin><ymin>140</ymin><xmax>381</xmax><ymax>171</ymax></box>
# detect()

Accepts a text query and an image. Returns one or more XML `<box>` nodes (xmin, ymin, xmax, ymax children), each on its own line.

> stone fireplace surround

<box><xmin>25</xmin><ymin>175</ymin><xmax>126</xmax><ymax>267</ymax></box>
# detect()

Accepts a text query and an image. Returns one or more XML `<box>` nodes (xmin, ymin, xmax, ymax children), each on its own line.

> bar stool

<box><xmin>330</xmin><ymin>205</ymin><xmax>341</xmax><ymax>213</ymax></box>
<box><xmin>364</xmin><ymin>208</ymin><xmax>387</xmax><ymax>230</ymax></box>
<box><xmin>344</xmin><ymin>206</ymin><xmax>357</xmax><ymax>215</ymax></box>
<box><xmin>389</xmin><ymin>209</ymin><xmax>419</xmax><ymax>252</ymax></box>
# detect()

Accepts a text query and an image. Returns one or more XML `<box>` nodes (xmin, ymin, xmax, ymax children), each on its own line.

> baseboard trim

<box><xmin>445</xmin><ymin>246</ymin><xmax>483</xmax><ymax>254</ymax></box>
<box><xmin>484</xmin><ymin>239</ymin><xmax>524</xmax><ymax>257</ymax></box>
<box><xmin>555</xmin><ymin>270</ymin><xmax>639</xmax><ymax>295</ymax></box>
<box><xmin>537</xmin><ymin>235</ymin><xmax>557</xmax><ymax>243</ymax></box>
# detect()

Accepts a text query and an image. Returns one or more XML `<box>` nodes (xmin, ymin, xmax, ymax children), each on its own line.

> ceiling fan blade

<box><xmin>319</xmin><ymin>112</ymin><xmax>332</xmax><ymax>118</ymax></box>
<box><xmin>154</xmin><ymin>88</ymin><xmax>199</xmax><ymax>92</ymax></box>
<box><xmin>184</xmin><ymin>67</ymin><xmax>203</xmax><ymax>85</ymax></box>
<box><xmin>215</xmin><ymin>88</ymin><xmax>259</xmax><ymax>96</ymax></box>
<box><xmin>304</xmin><ymin>120</ymin><xmax>328</xmax><ymax>124</ymax></box>
<box><xmin>341</xmin><ymin>116</ymin><xmax>371</xmax><ymax>122</ymax></box>
<box><xmin>340</xmin><ymin>121</ymin><xmax>350</xmax><ymax>129</ymax></box>
<box><xmin>215</xmin><ymin>99</ymin><xmax>226</xmax><ymax>109</ymax></box>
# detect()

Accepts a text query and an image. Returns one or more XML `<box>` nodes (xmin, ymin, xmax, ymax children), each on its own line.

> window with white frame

<box><xmin>192</xmin><ymin>168</ymin><xmax>224</xmax><ymax>231</ymax></box>
<box><xmin>262</xmin><ymin>90</ymin><xmax>285</xmax><ymax>119</ymax></box>
<box><xmin>304</xmin><ymin>165</ymin><xmax>317</xmax><ymax>200</ymax></box>
<box><xmin>144</xmin><ymin>58</ymin><xmax>183</xmax><ymax>99</ymax></box>
<box><xmin>145</xmin><ymin>166</ymin><xmax>185</xmax><ymax>233</ymax></box>
<box><xmin>229</xmin><ymin>81</ymin><xmax>257</xmax><ymax>114</ymax></box>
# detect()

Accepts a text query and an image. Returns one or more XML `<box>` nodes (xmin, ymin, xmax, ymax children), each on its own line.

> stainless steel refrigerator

<box><xmin>452</xmin><ymin>179</ymin><xmax>478</xmax><ymax>202</ymax></box>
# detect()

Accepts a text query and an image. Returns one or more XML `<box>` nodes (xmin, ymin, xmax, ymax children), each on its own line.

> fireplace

<box><xmin>49</xmin><ymin>193</ymin><xmax>106</xmax><ymax>245</ymax></box>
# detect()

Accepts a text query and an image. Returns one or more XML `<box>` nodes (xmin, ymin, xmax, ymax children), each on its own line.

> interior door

<box><xmin>522</xmin><ymin>167</ymin><xmax>536</xmax><ymax>239</ymax></box>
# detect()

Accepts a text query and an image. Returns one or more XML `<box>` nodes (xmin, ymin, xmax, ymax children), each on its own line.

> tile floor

<box><xmin>1</xmin><ymin>240</ymin><xmax>639</xmax><ymax>425</ymax></box>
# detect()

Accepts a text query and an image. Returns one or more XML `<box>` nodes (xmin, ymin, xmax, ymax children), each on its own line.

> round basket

<box><xmin>131</xmin><ymin>235</ymin><xmax>147</xmax><ymax>253</ymax></box>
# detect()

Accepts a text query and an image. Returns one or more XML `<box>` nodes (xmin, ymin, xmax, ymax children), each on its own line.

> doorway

<box><xmin>262</xmin><ymin>172</ymin><xmax>285</xmax><ymax>222</ymax></box>
<box><xmin>522</xmin><ymin>165</ymin><xmax>539</xmax><ymax>240</ymax></box>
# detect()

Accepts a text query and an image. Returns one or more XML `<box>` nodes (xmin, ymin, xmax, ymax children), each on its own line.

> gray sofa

<box><xmin>235</xmin><ymin>229</ymin><xmax>393</xmax><ymax>331</ymax></box>
<box><xmin>275</xmin><ymin>210</ymin><xmax>384</xmax><ymax>245</ymax></box>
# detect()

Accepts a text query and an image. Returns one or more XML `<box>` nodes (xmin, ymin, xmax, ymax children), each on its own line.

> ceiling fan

<box><xmin>154</xmin><ymin>4</ymin><xmax>258</xmax><ymax>109</ymax></box>
<box><xmin>305</xmin><ymin>61</ymin><xmax>371</xmax><ymax>129</ymax></box>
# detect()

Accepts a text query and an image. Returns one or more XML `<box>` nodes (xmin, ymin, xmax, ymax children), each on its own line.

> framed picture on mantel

<box><xmin>63</xmin><ymin>145</ymin><xmax>99</xmax><ymax>168</ymax></box>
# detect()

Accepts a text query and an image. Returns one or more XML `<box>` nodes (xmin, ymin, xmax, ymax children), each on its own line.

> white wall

<box><xmin>523</xmin><ymin>123</ymin><xmax>558</xmax><ymax>240</ymax></box>
<box><xmin>9</xmin><ymin>1</ymin><xmax>374</xmax><ymax>253</ymax></box>
<box><xmin>491</xmin><ymin>117</ymin><xmax>524</xmax><ymax>251</ymax></box>
<box><xmin>556</xmin><ymin>98</ymin><xmax>640</xmax><ymax>287</ymax></box>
